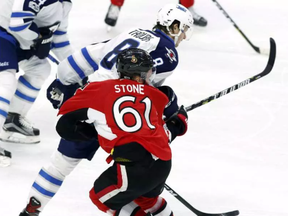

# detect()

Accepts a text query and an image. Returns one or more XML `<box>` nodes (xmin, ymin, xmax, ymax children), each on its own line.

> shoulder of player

<box><xmin>145</xmin><ymin>85</ymin><xmax>169</xmax><ymax>103</ymax></box>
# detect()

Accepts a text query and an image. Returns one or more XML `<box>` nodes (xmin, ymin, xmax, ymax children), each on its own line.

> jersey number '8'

<box><xmin>100</xmin><ymin>39</ymin><xmax>140</xmax><ymax>70</ymax></box>
<box><xmin>113</xmin><ymin>96</ymin><xmax>155</xmax><ymax>133</ymax></box>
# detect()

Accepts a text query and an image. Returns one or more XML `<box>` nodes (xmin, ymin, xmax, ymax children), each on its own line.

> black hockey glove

<box><xmin>32</xmin><ymin>27</ymin><xmax>53</xmax><ymax>59</ymax></box>
<box><xmin>166</xmin><ymin>105</ymin><xmax>188</xmax><ymax>141</ymax></box>
<box><xmin>47</xmin><ymin>78</ymin><xmax>88</xmax><ymax>109</ymax></box>
<box><xmin>56</xmin><ymin>108</ymin><xmax>98</xmax><ymax>142</ymax></box>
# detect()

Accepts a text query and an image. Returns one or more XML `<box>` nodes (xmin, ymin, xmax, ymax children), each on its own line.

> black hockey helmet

<box><xmin>116</xmin><ymin>48</ymin><xmax>155</xmax><ymax>84</ymax></box>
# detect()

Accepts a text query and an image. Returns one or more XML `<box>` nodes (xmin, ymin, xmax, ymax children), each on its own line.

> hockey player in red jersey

<box><xmin>179</xmin><ymin>0</ymin><xmax>207</xmax><ymax>26</ymax></box>
<box><xmin>19</xmin><ymin>4</ymin><xmax>191</xmax><ymax>216</ymax></box>
<box><xmin>105</xmin><ymin>0</ymin><xmax>207</xmax><ymax>29</ymax></box>
<box><xmin>56</xmin><ymin>48</ymin><xmax>188</xmax><ymax>216</ymax></box>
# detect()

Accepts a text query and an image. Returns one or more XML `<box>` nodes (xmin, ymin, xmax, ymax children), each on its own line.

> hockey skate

<box><xmin>0</xmin><ymin>112</ymin><xmax>40</xmax><ymax>144</ymax></box>
<box><xmin>19</xmin><ymin>197</ymin><xmax>41</xmax><ymax>216</ymax></box>
<box><xmin>0</xmin><ymin>146</ymin><xmax>11</xmax><ymax>167</ymax></box>
<box><xmin>190</xmin><ymin>8</ymin><xmax>207</xmax><ymax>27</ymax></box>
<box><xmin>104</xmin><ymin>4</ymin><xmax>121</xmax><ymax>31</ymax></box>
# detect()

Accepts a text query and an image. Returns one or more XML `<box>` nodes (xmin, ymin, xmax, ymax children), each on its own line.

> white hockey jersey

<box><xmin>57</xmin><ymin>28</ymin><xmax>179</xmax><ymax>86</ymax></box>
<box><xmin>7</xmin><ymin>0</ymin><xmax>72</xmax><ymax>60</ymax></box>
<box><xmin>0</xmin><ymin>0</ymin><xmax>15</xmax><ymax>29</ymax></box>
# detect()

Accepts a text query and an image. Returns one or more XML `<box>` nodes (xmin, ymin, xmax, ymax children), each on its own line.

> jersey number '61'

<box><xmin>113</xmin><ymin>96</ymin><xmax>155</xmax><ymax>133</ymax></box>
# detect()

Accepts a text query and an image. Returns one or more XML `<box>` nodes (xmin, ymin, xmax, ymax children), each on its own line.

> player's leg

<box><xmin>135</xmin><ymin>187</ymin><xmax>173</xmax><ymax>216</ymax></box>
<box><xmin>19</xmin><ymin>138</ymin><xmax>99</xmax><ymax>215</ymax></box>
<box><xmin>112</xmin><ymin>191</ymin><xmax>173</xmax><ymax>216</ymax></box>
<box><xmin>0</xmin><ymin>29</ymin><xmax>19</xmax><ymax>166</ymax></box>
<box><xmin>0</xmin><ymin>56</ymin><xmax>51</xmax><ymax>143</ymax></box>
<box><xmin>89</xmin><ymin>142</ymin><xmax>172</xmax><ymax>215</ymax></box>
<box><xmin>104</xmin><ymin>0</ymin><xmax>125</xmax><ymax>28</ymax></box>
<box><xmin>179</xmin><ymin>0</ymin><xmax>208</xmax><ymax>27</ymax></box>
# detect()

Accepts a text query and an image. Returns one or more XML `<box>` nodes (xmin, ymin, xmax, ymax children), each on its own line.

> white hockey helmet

<box><xmin>156</xmin><ymin>4</ymin><xmax>194</xmax><ymax>40</ymax></box>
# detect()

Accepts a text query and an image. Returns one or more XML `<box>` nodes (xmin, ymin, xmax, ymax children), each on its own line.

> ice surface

<box><xmin>1</xmin><ymin>0</ymin><xmax>288</xmax><ymax>215</ymax></box>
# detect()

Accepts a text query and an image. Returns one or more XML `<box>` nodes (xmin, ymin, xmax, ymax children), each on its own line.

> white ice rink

<box><xmin>1</xmin><ymin>0</ymin><xmax>288</xmax><ymax>215</ymax></box>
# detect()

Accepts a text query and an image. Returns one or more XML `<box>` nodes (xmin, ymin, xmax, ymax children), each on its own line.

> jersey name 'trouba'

<box><xmin>59</xmin><ymin>79</ymin><xmax>172</xmax><ymax>161</ymax></box>
<box><xmin>57</xmin><ymin>28</ymin><xmax>179</xmax><ymax>87</ymax></box>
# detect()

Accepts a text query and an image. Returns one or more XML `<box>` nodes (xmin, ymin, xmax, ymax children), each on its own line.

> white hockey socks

<box><xmin>27</xmin><ymin>151</ymin><xmax>81</xmax><ymax>211</ymax></box>
<box><xmin>9</xmin><ymin>56</ymin><xmax>51</xmax><ymax>116</ymax></box>
<box><xmin>0</xmin><ymin>70</ymin><xmax>17</xmax><ymax>129</ymax></box>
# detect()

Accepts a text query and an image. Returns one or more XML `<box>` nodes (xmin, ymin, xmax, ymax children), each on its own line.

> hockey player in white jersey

<box><xmin>0</xmin><ymin>0</ymin><xmax>74</xmax><ymax>145</ymax></box>
<box><xmin>0</xmin><ymin>0</ymin><xmax>15</xmax><ymax>166</ymax></box>
<box><xmin>19</xmin><ymin>4</ymin><xmax>192</xmax><ymax>216</ymax></box>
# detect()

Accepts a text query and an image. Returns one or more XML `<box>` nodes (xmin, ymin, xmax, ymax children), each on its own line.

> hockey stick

<box><xmin>185</xmin><ymin>37</ymin><xmax>276</xmax><ymax>112</ymax></box>
<box><xmin>48</xmin><ymin>54</ymin><xmax>59</xmax><ymax>65</ymax></box>
<box><xmin>211</xmin><ymin>0</ymin><xmax>269</xmax><ymax>55</ymax></box>
<box><xmin>164</xmin><ymin>38</ymin><xmax>276</xmax><ymax>216</ymax></box>
<box><xmin>164</xmin><ymin>184</ymin><xmax>239</xmax><ymax>216</ymax></box>
<box><xmin>48</xmin><ymin>40</ymin><xmax>275</xmax><ymax>215</ymax></box>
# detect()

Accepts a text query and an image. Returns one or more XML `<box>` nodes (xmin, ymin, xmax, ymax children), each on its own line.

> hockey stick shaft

<box><xmin>164</xmin><ymin>184</ymin><xmax>239</xmax><ymax>216</ymax></box>
<box><xmin>185</xmin><ymin>38</ymin><xmax>276</xmax><ymax>112</ymax></box>
<box><xmin>48</xmin><ymin>54</ymin><xmax>59</xmax><ymax>64</ymax></box>
<box><xmin>211</xmin><ymin>0</ymin><xmax>268</xmax><ymax>54</ymax></box>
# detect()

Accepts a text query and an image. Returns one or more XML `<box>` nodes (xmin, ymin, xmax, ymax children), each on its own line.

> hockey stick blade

<box><xmin>164</xmin><ymin>184</ymin><xmax>239</xmax><ymax>216</ymax></box>
<box><xmin>211</xmin><ymin>0</ymin><xmax>268</xmax><ymax>55</ymax></box>
<box><xmin>185</xmin><ymin>37</ymin><xmax>276</xmax><ymax>112</ymax></box>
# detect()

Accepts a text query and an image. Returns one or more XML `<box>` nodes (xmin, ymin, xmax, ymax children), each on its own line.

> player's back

<box><xmin>59</xmin><ymin>79</ymin><xmax>172</xmax><ymax>161</ymax></box>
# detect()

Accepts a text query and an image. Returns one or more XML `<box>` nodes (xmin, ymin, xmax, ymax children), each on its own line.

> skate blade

<box><xmin>0</xmin><ymin>131</ymin><xmax>40</xmax><ymax>144</ymax></box>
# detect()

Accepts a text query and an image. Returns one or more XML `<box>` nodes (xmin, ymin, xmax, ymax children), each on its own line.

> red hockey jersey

<box><xmin>59</xmin><ymin>79</ymin><xmax>172</xmax><ymax>160</ymax></box>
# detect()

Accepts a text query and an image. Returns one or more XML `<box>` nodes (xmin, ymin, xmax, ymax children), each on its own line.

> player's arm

<box><xmin>56</xmin><ymin>108</ymin><xmax>98</xmax><ymax>142</ymax></box>
<box><xmin>165</xmin><ymin>105</ymin><xmax>188</xmax><ymax>141</ymax></box>
<box><xmin>9</xmin><ymin>0</ymin><xmax>39</xmax><ymax>43</ymax></box>
<box><xmin>149</xmin><ymin>45</ymin><xmax>178</xmax><ymax>87</ymax></box>
<box><xmin>57</xmin><ymin>42</ymin><xmax>106</xmax><ymax>85</ymax></box>
<box><xmin>158</xmin><ymin>86</ymin><xmax>188</xmax><ymax>141</ymax></box>
<box><xmin>56</xmin><ymin>83</ymin><xmax>100</xmax><ymax>141</ymax></box>
<box><xmin>51</xmin><ymin>0</ymin><xmax>74</xmax><ymax>61</ymax></box>
<box><xmin>47</xmin><ymin>42</ymin><xmax>106</xmax><ymax>109</ymax></box>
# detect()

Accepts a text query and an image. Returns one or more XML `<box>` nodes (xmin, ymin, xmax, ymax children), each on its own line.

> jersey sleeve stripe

<box><xmin>11</xmin><ymin>12</ymin><xmax>35</xmax><ymax>18</ymax></box>
<box><xmin>87</xmin><ymin>108</ymin><xmax>117</xmax><ymax>141</ymax></box>
<box><xmin>52</xmin><ymin>41</ymin><xmax>70</xmax><ymax>48</ymax></box>
<box><xmin>81</xmin><ymin>47</ymin><xmax>99</xmax><ymax>71</ymax></box>
<box><xmin>9</xmin><ymin>22</ymin><xmax>31</xmax><ymax>32</ymax></box>
<box><xmin>67</xmin><ymin>55</ymin><xmax>86</xmax><ymax>79</ymax></box>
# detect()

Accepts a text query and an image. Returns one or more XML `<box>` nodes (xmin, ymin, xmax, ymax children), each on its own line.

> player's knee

<box><xmin>23</xmin><ymin>59</ymin><xmax>51</xmax><ymax>89</ymax></box>
<box><xmin>135</xmin><ymin>197</ymin><xmax>173</xmax><ymax>216</ymax></box>
<box><xmin>0</xmin><ymin>70</ymin><xmax>17</xmax><ymax>92</ymax></box>
<box><xmin>116</xmin><ymin>202</ymin><xmax>147</xmax><ymax>216</ymax></box>
<box><xmin>49</xmin><ymin>150</ymin><xmax>81</xmax><ymax>177</ymax></box>
<box><xmin>89</xmin><ymin>187</ymin><xmax>114</xmax><ymax>214</ymax></box>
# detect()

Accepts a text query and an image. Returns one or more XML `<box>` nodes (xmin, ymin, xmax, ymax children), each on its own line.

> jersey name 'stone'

<box><xmin>57</xmin><ymin>28</ymin><xmax>179</xmax><ymax>87</ymax></box>
<box><xmin>59</xmin><ymin>79</ymin><xmax>172</xmax><ymax>161</ymax></box>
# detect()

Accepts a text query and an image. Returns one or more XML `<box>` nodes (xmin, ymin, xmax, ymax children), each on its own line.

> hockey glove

<box><xmin>157</xmin><ymin>86</ymin><xmax>179</xmax><ymax>119</ymax></box>
<box><xmin>166</xmin><ymin>105</ymin><xmax>188</xmax><ymax>141</ymax></box>
<box><xmin>32</xmin><ymin>28</ymin><xmax>53</xmax><ymax>59</ymax></box>
<box><xmin>47</xmin><ymin>78</ymin><xmax>87</xmax><ymax>109</ymax></box>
